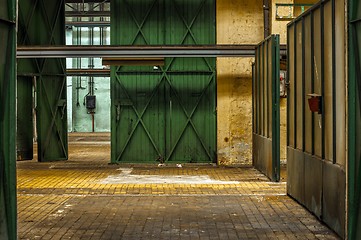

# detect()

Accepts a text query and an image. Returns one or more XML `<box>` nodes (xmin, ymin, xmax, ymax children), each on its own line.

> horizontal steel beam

<box><xmin>17</xmin><ymin>45</ymin><xmax>287</xmax><ymax>58</ymax></box>
<box><xmin>67</xmin><ymin>68</ymin><xmax>109</xmax><ymax>77</ymax></box>
<box><xmin>65</xmin><ymin>11</ymin><xmax>110</xmax><ymax>17</ymax></box>
<box><xmin>65</xmin><ymin>21</ymin><xmax>110</xmax><ymax>27</ymax></box>
<box><xmin>65</xmin><ymin>0</ymin><xmax>109</xmax><ymax>3</ymax></box>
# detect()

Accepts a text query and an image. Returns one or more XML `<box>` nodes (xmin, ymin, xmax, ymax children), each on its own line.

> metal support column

<box><xmin>18</xmin><ymin>0</ymin><xmax>68</xmax><ymax>162</ymax></box>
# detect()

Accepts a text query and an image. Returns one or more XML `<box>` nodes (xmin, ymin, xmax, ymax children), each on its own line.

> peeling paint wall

<box><xmin>271</xmin><ymin>0</ymin><xmax>294</xmax><ymax>44</ymax></box>
<box><xmin>217</xmin><ymin>0</ymin><xmax>295</xmax><ymax>165</ymax></box>
<box><xmin>217</xmin><ymin>0</ymin><xmax>264</xmax><ymax>165</ymax></box>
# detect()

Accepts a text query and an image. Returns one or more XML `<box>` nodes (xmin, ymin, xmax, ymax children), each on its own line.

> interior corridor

<box><xmin>17</xmin><ymin>133</ymin><xmax>339</xmax><ymax>239</ymax></box>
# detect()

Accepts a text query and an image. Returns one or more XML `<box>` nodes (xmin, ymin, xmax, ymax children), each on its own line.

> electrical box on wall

<box><xmin>307</xmin><ymin>94</ymin><xmax>322</xmax><ymax>114</ymax></box>
<box><xmin>280</xmin><ymin>70</ymin><xmax>287</xmax><ymax>97</ymax></box>
<box><xmin>86</xmin><ymin>95</ymin><xmax>96</xmax><ymax>110</ymax></box>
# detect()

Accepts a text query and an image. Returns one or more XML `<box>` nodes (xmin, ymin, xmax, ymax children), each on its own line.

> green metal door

<box><xmin>0</xmin><ymin>0</ymin><xmax>16</xmax><ymax>238</ymax></box>
<box><xmin>18</xmin><ymin>0</ymin><xmax>68</xmax><ymax>162</ymax></box>
<box><xmin>111</xmin><ymin>0</ymin><xmax>216</xmax><ymax>163</ymax></box>
<box><xmin>252</xmin><ymin>35</ymin><xmax>280</xmax><ymax>182</ymax></box>
<box><xmin>349</xmin><ymin>0</ymin><xmax>361</xmax><ymax>238</ymax></box>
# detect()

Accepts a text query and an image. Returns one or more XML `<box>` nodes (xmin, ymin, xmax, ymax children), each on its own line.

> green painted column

<box><xmin>18</xmin><ymin>0</ymin><xmax>68</xmax><ymax>162</ymax></box>
<box><xmin>0</xmin><ymin>0</ymin><xmax>17</xmax><ymax>238</ymax></box>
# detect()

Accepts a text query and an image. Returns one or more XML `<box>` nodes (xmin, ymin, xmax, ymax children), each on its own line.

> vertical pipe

<box><xmin>91</xmin><ymin>112</ymin><xmax>95</xmax><ymax>132</ymax></box>
<box><xmin>32</xmin><ymin>76</ymin><xmax>37</xmax><ymax>142</ymax></box>
<box><xmin>263</xmin><ymin>0</ymin><xmax>270</xmax><ymax>38</ymax></box>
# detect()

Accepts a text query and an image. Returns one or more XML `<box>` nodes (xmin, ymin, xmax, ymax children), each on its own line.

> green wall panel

<box><xmin>0</xmin><ymin>0</ymin><xmax>16</xmax><ymax>238</ymax></box>
<box><xmin>111</xmin><ymin>0</ymin><xmax>216</xmax><ymax>163</ymax></box>
<box><xmin>18</xmin><ymin>0</ymin><xmax>68</xmax><ymax>162</ymax></box>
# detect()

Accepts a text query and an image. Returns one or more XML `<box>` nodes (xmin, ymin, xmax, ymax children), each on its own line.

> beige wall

<box><xmin>271</xmin><ymin>0</ymin><xmax>294</xmax><ymax>44</ymax></box>
<box><xmin>217</xmin><ymin>0</ymin><xmax>263</xmax><ymax>165</ymax></box>
<box><xmin>217</xmin><ymin>0</ymin><xmax>293</xmax><ymax>165</ymax></box>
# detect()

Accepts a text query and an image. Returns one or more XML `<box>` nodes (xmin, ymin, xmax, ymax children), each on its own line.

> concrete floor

<box><xmin>17</xmin><ymin>133</ymin><xmax>339</xmax><ymax>239</ymax></box>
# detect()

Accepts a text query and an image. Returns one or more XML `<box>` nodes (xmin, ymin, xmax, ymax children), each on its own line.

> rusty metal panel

<box><xmin>304</xmin><ymin>153</ymin><xmax>322</xmax><ymax>218</ymax></box>
<box><xmin>322</xmin><ymin>161</ymin><xmax>345</xmax><ymax>237</ymax></box>
<box><xmin>287</xmin><ymin>148</ymin><xmax>305</xmax><ymax>204</ymax></box>
<box><xmin>253</xmin><ymin>135</ymin><xmax>273</xmax><ymax>178</ymax></box>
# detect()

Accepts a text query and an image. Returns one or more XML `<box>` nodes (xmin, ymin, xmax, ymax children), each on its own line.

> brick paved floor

<box><xmin>17</xmin><ymin>133</ymin><xmax>339</xmax><ymax>239</ymax></box>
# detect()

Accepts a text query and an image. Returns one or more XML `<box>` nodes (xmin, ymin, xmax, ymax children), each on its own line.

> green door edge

<box><xmin>348</xmin><ymin>0</ymin><xmax>361</xmax><ymax>238</ymax></box>
<box><xmin>0</xmin><ymin>0</ymin><xmax>17</xmax><ymax>238</ymax></box>
<box><xmin>272</xmin><ymin>35</ymin><xmax>281</xmax><ymax>182</ymax></box>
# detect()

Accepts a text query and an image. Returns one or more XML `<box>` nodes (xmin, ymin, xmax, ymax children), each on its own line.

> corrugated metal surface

<box><xmin>252</xmin><ymin>35</ymin><xmax>280</xmax><ymax>182</ymax></box>
<box><xmin>18</xmin><ymin>0</ymin><xmax>68</xmax><ymax>162</ymax></box>
<box><xmin>348</xmin><ymin>0</ymin><xmax>361</xmax><ymax>238</ymax></box>
<box><xmin>287</xmin><ymin>0</ymin><xmax>346</xmax><ymax>237</ymax></box>
<box><xmin>111</xmin><ymin>0</ymin><xmax>216</xmax><ymax>163</ymax></box>
<box><xmin>0</xmin><ymin>0</ymin><xmax>16</xmax><ymax>238</ymax></box>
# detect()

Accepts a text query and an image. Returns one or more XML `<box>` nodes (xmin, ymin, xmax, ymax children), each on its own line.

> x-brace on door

<box><xmin>111</xmin><ymin>0</ymin><xmax>216</xmax><ymax>163</ymax></box>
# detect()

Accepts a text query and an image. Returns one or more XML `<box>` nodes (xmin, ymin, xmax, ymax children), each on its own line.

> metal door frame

<box><xmin>348</xmin><ymin>0</ymin><xmax>361</xmax><ymax>238</ymax></box>
<box><xmin>0</xmin><ymin>0</ymin><xmax>17</xmax><ymax>238</ymax></box>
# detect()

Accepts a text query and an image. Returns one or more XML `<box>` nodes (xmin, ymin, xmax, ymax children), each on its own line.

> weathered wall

<box><xmin>217</xmin><ymin>0</ymin><xmax>263</xmax><ymax>165</ymax></box>
<box><xmin>217</xmin><ymin>0</ymin><xmax>294</xmax><ymax>165</ymax></box>
<box><xmin>69</xmin><ymin>77</ymin><xmax>111</xmax><ymax>132</ymax></box>
<box><xmin>271</xmin><ymin>0</ymin><xmax>294</xmax><ymax>44</ymax></box>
